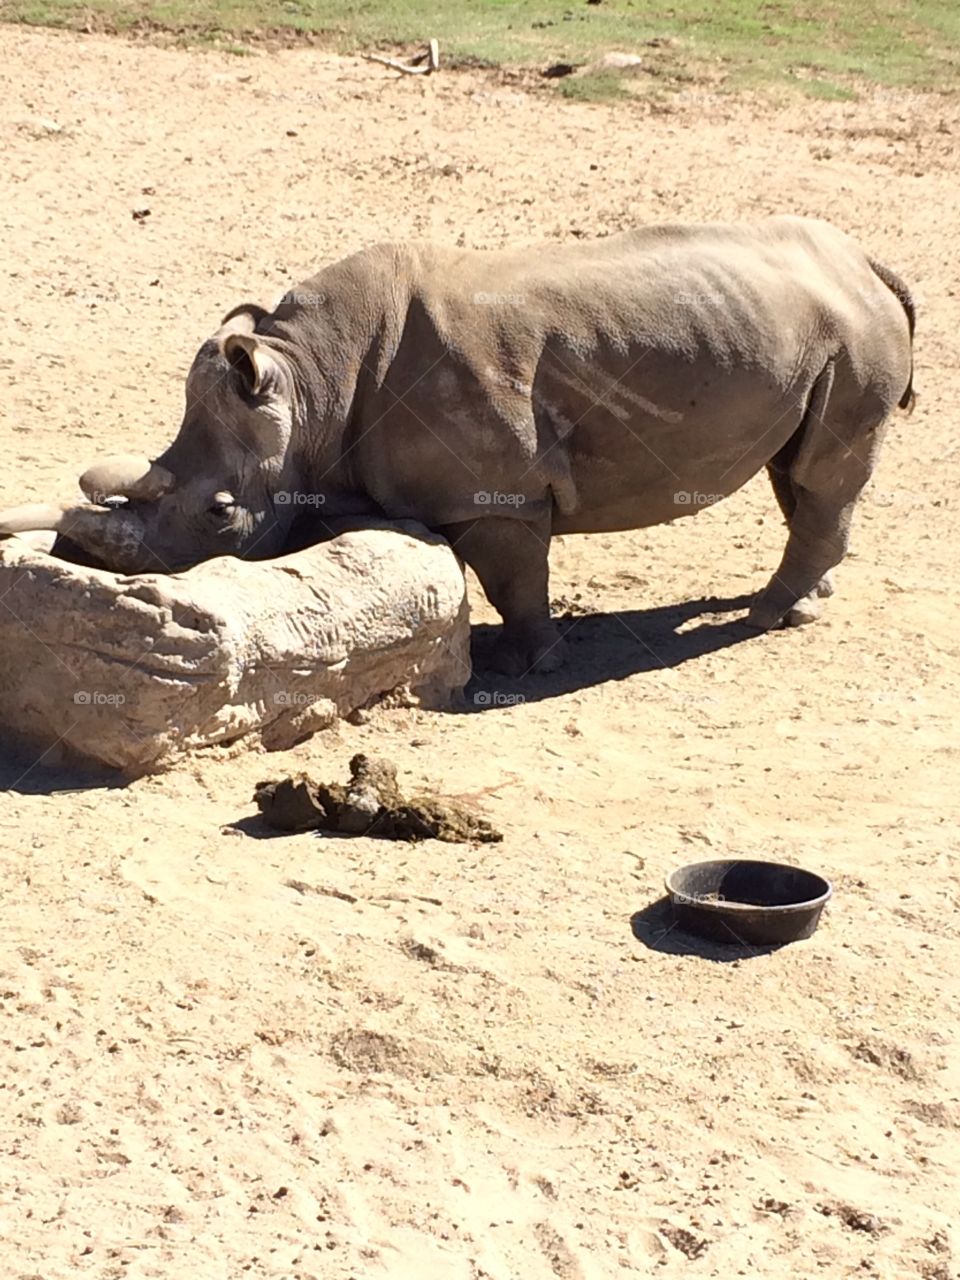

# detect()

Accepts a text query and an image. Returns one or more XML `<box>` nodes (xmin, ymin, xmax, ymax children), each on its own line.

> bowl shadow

<box><xmin>631</xmin><ymin>896</ymin><xmax>784</xmax><ymax>962</ymax></box>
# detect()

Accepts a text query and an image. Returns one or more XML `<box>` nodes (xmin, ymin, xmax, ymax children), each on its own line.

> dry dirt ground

<box><xmin>1</xmin><ymin>25</ymin><xmax>959</xmax><ymax>1280</ymax></box>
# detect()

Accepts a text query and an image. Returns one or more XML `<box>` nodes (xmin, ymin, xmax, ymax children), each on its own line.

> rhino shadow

<box><xmin>461</xmin><ymin>591</ymin><xmax>759</xmax><ymax>709</ymax></box>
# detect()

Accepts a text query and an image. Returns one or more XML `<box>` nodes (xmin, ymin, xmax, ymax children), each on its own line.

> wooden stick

<box><xmin>363</xmin><ymin>41</ymin><xmax>440</xmax><ymax>76</ymax></box>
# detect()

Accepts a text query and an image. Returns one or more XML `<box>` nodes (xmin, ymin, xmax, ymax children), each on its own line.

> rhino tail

<box><xmin>867</xmin><ymin>256</ymin><xmax>916</xmax><ymax>413</ymax></box>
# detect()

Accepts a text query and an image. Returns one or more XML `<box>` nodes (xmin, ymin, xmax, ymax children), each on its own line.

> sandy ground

<box><xmin>1</xmin><ymin>25</ymin><xmax>959</xmax><ymax>1280</ymax></box>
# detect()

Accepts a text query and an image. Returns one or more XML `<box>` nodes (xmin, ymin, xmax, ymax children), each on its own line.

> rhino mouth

<box><xmin>1</xmin><ymin>452</ymin><xmax>295</xmax><ymax>573</ymax></box>
<box><xmin>0</xmin><ymin>495</ymin><xmax>280</xmax><ymax>575</ymax></box>
<box><xmin>0</xmin><ymin>498</ymin><xmax>150</xmax><ymax>573</ymax></box>
<box><xmin>0</xmin><ymin>453</ymin><xmax>181</xmax><ymax>572</ymax></box>
<box><xmin>49</xmin><ymin>532</ymin><xmax>115</xmax><ymax>571</ymax></box>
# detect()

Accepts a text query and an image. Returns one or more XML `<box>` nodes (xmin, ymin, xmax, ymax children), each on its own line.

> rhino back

<box><xmin>297</xmin><ymin>221</ymin><xmax>910</xmax><ymax>531</ymax></box>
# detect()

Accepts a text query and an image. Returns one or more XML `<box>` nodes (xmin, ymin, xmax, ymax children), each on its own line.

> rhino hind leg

<box><xmin>750</xmin><ymin>361</ymin><xmax>886</xmax><ymax>631</ymax></box>
<box><xmin>766</xmin><ymin>457</ymin><xmax>836</xmax><ymax>609</ymax></box>
<box><xmin>437</xmin><ymin>513</ymin><xmax>564</xmax><ymax>676</ymax></box>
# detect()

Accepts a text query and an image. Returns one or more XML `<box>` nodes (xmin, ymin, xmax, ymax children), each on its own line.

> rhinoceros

<box><xmin>0</xmin><ymin>215</ymin><xmax>914</xmax><ymax>674</ymax></box>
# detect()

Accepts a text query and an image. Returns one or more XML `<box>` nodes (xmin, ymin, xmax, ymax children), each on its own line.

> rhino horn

<box><xmin>0</xmin><ymin>503</ymin><xmax>75</xmax><ymax>535</ymax></box>
<box><xmin>79</xmin><ymin>454</ymin><xmax>176</xmax><ymax>503</ymax></box>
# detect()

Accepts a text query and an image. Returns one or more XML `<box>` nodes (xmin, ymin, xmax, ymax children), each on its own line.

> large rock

<box><xmin>0</xmin><ymin>523</ymin><xmax>469</xmax><ymax>774</ymax></box>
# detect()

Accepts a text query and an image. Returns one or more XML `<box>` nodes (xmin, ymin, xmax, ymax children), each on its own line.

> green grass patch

<box><xmin>2</xmin><ymin>0</ymin><xmax>958</xmax><ymax>94</ymax></box>
<box><xmin>557</xmin><ymin>69</ymin><xmax>630</xmax><ymax>103</ymax></box>
<box><xmin>801</xmin><ymin>77</ymin><xmax>858</xmax><ymax>101</ymax></box>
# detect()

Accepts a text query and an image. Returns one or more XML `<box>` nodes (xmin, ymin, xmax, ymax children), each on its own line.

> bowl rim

<box><xmin>664</xmin><ymin>858</ymin><xmax>833</xmax><ymax>915</ymax></box>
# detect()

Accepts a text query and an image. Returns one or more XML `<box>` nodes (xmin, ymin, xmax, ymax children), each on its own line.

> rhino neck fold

<box><xmin>269</xmin><ymin>245</ymin><xmax>414</xmax><ymax>503</ymax></box>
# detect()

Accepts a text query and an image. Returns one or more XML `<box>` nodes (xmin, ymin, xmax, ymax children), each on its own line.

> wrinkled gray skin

<box><xmin>0</xmin><ymin>216</ymin><xmax>915</xmax><ymax>675</ymax></box>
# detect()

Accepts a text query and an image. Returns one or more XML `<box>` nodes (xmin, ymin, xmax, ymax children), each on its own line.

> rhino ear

<box><xmin>218</xmin><ymin>303</ymin><xmax>270</xmax><ymax>334</ymax></box>
<box><xmin>221</xmin><ymin>332</ymin><xmax>291</xmax><ymax>461</ymax></box>
<box><xmin>223</xmin><ymin>332</ymin><xmax>283</xmax><ymax>400</ymax></box>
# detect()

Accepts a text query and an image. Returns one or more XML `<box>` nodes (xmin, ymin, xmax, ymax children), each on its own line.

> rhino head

<box><xmin>0</xmin><ymin>312</ymin><xmax>304</xmax><ymax>573</ymax></box>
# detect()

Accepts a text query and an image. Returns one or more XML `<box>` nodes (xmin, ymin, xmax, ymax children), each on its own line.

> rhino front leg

<box><xmin>438</xmin><ymin>512</ymin><xmax>564</xmax><ymax>676</ymax></box>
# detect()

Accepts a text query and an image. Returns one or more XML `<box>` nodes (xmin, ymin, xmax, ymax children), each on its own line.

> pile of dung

<box><xmin>254</xmin><ymin>753</ymin><xmax>503</xmax><ymax>844</ymax></box>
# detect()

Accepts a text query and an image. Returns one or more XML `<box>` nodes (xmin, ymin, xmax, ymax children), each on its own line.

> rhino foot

<box><xmin>484</xmin><ymin>624</ymin><xmax>567</xmax><ymax>677</ymax></box>
<box><xmin>814</xmin><ymin>570</ymin><xmax>835</xmax><ymax>599</ymax></box>
<box><xmin>747</xmin><ymin>574</ymin><xmax>833</xmax><ymax>632</ymax></box>
<box><xmin>783</xmin><ymin>593</ymin><xmax>824</xmax><ymax>627</ymax></box>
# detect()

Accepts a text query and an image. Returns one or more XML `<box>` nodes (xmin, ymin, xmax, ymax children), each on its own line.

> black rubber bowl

<box><xmin>664</xmin><ymin>859</ymin><xmax>832</xmax><ymax>946</ymax></box>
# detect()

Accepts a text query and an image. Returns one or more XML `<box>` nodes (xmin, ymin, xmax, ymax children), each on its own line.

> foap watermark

<box><xmin>74</xmin><ymin>690</ymin><xmax>125</xmax><ymax>706</ymax></box>
<box><xmin>281</xmin><ymin>290</ymin><xmax>327</xmax><ymax>307</ymax></box>
<box><xmin>274</xmin><ymin>491</ymin><xmax>326</xmax><ymax>507</ymax></box>
<box><xmin>70</xmin><ymin>292</ymin><xmax>116</xmax><ymax>311</ymax></box>
<box><xmin>673</xmin><ymin>890</ymin><xmax>727</xmax><ymax>906</ymax></box>
<box><xmin>675</xmin><ymin>289</ymin><xmax>724</xmax><ymax>307</ymax></box>
<box><xmin>868</xmin><ymin>488</ymin><xmax>928</xmax><ymax>509</ymax></box>
<box><xmin>852</xmin><ymin>283</ymin><xmax>925</xmax><ymax>315</ymax></box>
<box><xmin>474</xmin><ymin>490</ymin><xmax>526</xmax><ymax>508</ymax></box>
<box><xmin>274</xmin><ymin>691</ymin><xmax>323</xmax><ymax>706</ymax></box>
<box><xmin>868</xmin><ymin>690</ymin><xmax>927</xmax><ymax>708</ymax></box>
<box><xmin>86</xmin><ymin>491</ymin><xmax>129</xmax><ymax>507</ymax></box>
<box><xmin>474</xmin><ymin>690</ymin><xmax>526</xmax><ymax>708</ymax></box>
<box><xmin>667</xmin><ymin>690</ymin><xmax>719</xmax><ymax>712</ymax></box>
<box><xmin>473</xmin><ymin>291</ymin><xmax>526</xmax><ymax>306</ymax></box>
<box><xmin>673</xmin><ymin>490</ymin><xmax>723</xmax><ymax>508</ymax></box>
